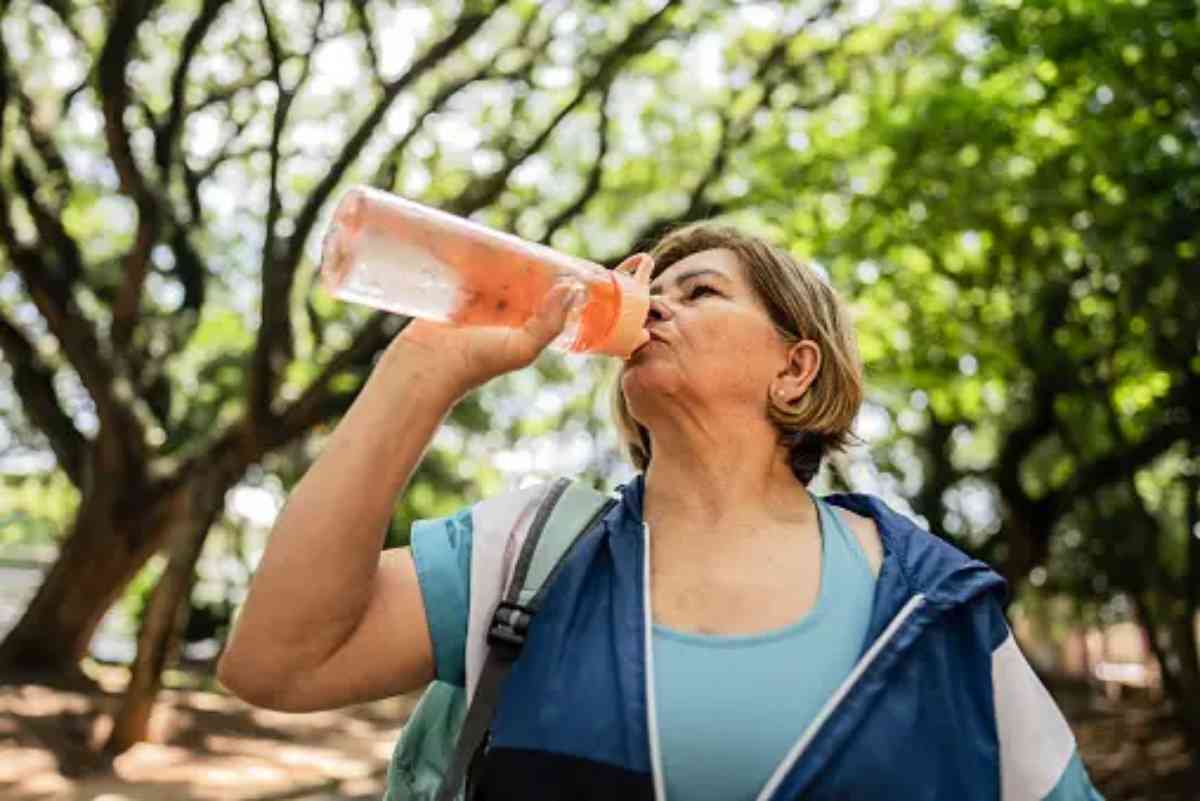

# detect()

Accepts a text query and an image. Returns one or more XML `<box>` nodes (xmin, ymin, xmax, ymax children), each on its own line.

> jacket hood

<box><xmin>822</xmin><ymin>491</ymin><xmax>1008</xmax><ymax>610</ymax></box>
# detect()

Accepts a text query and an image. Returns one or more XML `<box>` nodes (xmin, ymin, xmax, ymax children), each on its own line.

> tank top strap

<box><xmin>811</xmin><ymin>493</ymin><xmax>875</xmax><ymax>580</ymax></box>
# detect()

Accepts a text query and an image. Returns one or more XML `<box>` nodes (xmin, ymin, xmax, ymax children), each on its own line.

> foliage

<box><xmin>0</xmin><ymin>0</ymin><xmax>1196</xmax><ymax>762</ymax></box>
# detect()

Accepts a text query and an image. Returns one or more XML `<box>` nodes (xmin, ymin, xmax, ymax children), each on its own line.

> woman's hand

<box><xmin>395</xmin><ymin>253</ymin><xmax>652</xmax><ymax>392</ymax></box>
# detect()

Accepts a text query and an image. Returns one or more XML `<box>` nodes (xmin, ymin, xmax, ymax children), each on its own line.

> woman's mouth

<box><xmin>632</xmin><ymin>332</ymin><xmax>666</xmax><ymax>356</ymax></box>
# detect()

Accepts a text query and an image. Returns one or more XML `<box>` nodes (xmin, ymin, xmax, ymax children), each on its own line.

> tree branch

<box><xmin>187</xmin><ymin>68</ymin><xmax>272</xmax><ymax>116</ymax></box>
<box><xmin>11</xmin><ymin>87</ymin><xmax>73</xmax><ymax>207</ymax></box>
<box><xmin>0</xmin><ymin>308</ymin><xmax>87</xmax><ymax>484</ymax></box>
<box><xmin>259</xmin><ymin>0</ymin><xmax>288</xmax><ymax>253</ymax></box>
<box><xmin>249</xmin><ymin>0</ymin><xmax>329</xmax><ymax>422</ymax></box>
<box><xmin>1</xmin><ymin>165</ymin><xmax>114</xmax><ymax>400</ymax></box>
<box><xmin>350</xmin><ymin>0</ymin><xmax>383</xmax><ymax>84</ymax></box>
<box><xmin>0</xmin><ymin>186</ymin><xmax>145</xmax><ymax>468</ymax></box>
<box><xmin>60</xmin><ymin>73</ymin><xmax>93</xmax><ymax>117</ymax></box>
<box><xmin>622</xmin><ymin>23</ymin><xmax>855</xmax><ymax>253</ymax></box>
<box><xmin>448</xmin><ymin>0</ymin><xmax>681</xmax><ymax>217</ymax></box>
<box><xmin>0</xmin><ymin>38</ymin><xmax>146</xmax><ymax>460</ymax></box>
<box><xmin>542</xmin><ymin>87</ymin><xmax>611</xmax><ymax>243</ymax></box>
<box><xmin>371</xmin><ymin>3</ymin><xmax>549</xmax><ymax>192</ymax></box>
<box><xmin>285</xmin><ymin>5</ymin><xmax>557</xmax><ymax>412</ymax></box>
<box><xmin>371</xmin><ymin>65</ymin><xmax>497</xmax><ymax>191</ymax></box>
<box><xmin>251</xmin><ymin>6</ymin><xmax>497</xmax><ymax>421</ymax></box>
<box><xmin>1052</xmin><ymin>378</ymin><xmax>1196</xmax><ymax>516</ymax></box>
<box><xmin>155</xmin><ymin>0</ymin><xmax>231</xmax><ymax>176</ymax></box>
<box><xmin>202</xmin><ymin>141</ymin><xmax>275</xmax><ymax>183</ymax></box>
<box><xmin>179</xmin><ymin>115</ymin><xmax>259</xmax><ymax>222</ymax></box>
<box><xmin>11</xmin><ymin>157</ymin><xmax>85</xmax><ymax>287</ymax></box>
<box><xmin>39</xmin><ymin>0</ymin><xmax>91</xmax><ymax>117</ymax></box>
<box><xmin>267</xmin><ymin>2</ymin><xmax>678</xmax><ymax>440</ymax></box>
<box><xmin>284</xmin><ymin>7</ymin><xmax>497</xmax><ymax>269</ymax></box>
<box><xmin>132</xmin><ymin>228</ymin><xmax>209</xmax><ymax>404</ymax></box>
<box><xmin>97</xmin><ymin>0</ymin><xmax>165</xmax><ymax>350</ymax></box>
<box><xmin>274</xmin><ymin>312</ymin><xmax>402</xmax><ymax>444</ymax></box>
<box><xmin>1069</xmin><ymin>420</ymin><xmax>1193</xmax><ymax>504</ymax></box>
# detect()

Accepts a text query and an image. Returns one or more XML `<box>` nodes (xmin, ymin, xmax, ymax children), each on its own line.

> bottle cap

<box><xmin>594</xmin><ymin>257</ymin><xmax>653</xmax><ymax>358</ymax></box>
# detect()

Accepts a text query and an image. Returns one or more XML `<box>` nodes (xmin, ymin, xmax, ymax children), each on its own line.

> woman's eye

<box><xmin>687</xmin><ymin>285</ymin><xmax>716</xmax><ymax>300</ymax></box>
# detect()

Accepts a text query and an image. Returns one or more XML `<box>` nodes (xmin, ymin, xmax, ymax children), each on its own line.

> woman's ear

<box><xmin>773</xmin><ymin>340</ymin><xmax>821</xmax><ymax>405</ymax></box>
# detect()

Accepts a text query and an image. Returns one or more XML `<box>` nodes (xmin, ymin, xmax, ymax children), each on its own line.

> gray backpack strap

<box><xmin>435</xmin><ymin>478</ymin><xmax>616</xmax><ymax>801</ymax></box>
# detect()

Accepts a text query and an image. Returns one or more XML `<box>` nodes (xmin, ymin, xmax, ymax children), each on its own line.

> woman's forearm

<box><xmin>219</xmin><ymin>336</ymin><xmax>470</xmax><ymax>685</ymax></box>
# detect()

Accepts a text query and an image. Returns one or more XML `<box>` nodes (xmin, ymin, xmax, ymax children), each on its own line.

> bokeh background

<box><xmin>1</xmin><ymin>0</ymin><xmax>1197</xmax><ymax>798</ymax></box>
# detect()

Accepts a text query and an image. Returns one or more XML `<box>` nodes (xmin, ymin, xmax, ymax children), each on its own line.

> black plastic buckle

<box><xmin>487</xmin><ymin>601</ymin><xmax>534</xmax><ymax>655</ymax></box>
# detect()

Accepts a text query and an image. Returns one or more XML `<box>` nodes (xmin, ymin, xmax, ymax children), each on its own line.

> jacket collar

<box><xmin>611</xmin><ymin>473</ymin><xmax>1006</xmax><ymax>615</ymax></box>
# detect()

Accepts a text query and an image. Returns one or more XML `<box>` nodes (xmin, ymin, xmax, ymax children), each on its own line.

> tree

<box><xmin>0</xmin><ymin>0</ymin><xmax>871</xmax><ymax>754</ymax></box>
<box><xmin>770</xmin><ymin>0</ymin><xmax>1198</xmax><ymax>762</ymax></box>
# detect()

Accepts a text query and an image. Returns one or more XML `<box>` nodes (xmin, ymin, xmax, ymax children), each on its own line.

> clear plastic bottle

<box><xmin>319</xmin><ymin>186</ymin><xmax>652</xmax><ymax>358</ymax></box>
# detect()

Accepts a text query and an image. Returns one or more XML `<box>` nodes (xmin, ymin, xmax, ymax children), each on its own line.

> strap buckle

<box><xmin>487</xmin><ymin>601</ymin><xmax>534</xmax><ymax>655</ymax></box>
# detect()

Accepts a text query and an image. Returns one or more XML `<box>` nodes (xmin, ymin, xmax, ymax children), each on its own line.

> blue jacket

<box><xmin>473</xmin><ymin>474</ymin><xmax>1104</xmax><ymax>801</ymax></box>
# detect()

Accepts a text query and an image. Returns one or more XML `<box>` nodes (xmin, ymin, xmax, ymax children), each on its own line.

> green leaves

<box><xmin>3</xmin><ymin>0</ymin><xmax>1197</xmax><ymax>694</ymax></box>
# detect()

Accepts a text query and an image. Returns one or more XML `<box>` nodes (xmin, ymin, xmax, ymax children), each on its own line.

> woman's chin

<box><xmin>621</xmin><ymin>369</ymin><xmax>678</xmax><ymax>405</ymax></box>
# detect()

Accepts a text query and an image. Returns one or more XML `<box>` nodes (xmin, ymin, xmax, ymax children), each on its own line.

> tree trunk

<box><xmin>104</xmin><ymin>468</ymin><xmax>234</xmax><ymax>753</ymax></box>
<box><xmin>1165</xmin><ymin>612</ymin><xmax>1200</xmax><ymax>769</ymax></box>
<box><xmin>1134</xmin><ymin>592</ymin><xmax>1200</xmax><ymax>770</ymax></box>
<box><xmin>0</xmin><ymin>493</ymin><xmax>170</xmax><ymax>679</ymax></box>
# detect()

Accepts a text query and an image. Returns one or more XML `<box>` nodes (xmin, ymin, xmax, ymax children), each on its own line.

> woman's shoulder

<box><xmin>823</xmin><ymin>492</ymin><xmax>1007</xmax><ymax>605</ymax></box>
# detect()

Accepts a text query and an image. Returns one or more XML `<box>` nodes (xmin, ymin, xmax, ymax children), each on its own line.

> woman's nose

<box><xmin>647</xmin><ymin>296</ymin><xmax>673</xmax><ymax>323</ymax></box>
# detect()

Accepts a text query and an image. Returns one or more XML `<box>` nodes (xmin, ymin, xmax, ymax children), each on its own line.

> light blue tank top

<box><xmin>651</xmin><ymin>495</ymin><xmax>877</xmax><ymax>801</ymax></box>
<box><xmin>408</xmin><ymin>493</ymin><xmax>876</xmax><ymax>801</ymax></box>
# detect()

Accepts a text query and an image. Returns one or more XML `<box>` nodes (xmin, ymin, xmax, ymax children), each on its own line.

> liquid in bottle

<box><xmin>320</xmin><ymin>186</ymin><xmax>652</xmax><ymax>358</ymax></box>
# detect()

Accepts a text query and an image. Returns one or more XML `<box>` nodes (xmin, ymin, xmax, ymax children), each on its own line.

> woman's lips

<box><xmin>634</xmin><ymin>331</ymin><xmax>667</xmax><ymax>354</ymax></box>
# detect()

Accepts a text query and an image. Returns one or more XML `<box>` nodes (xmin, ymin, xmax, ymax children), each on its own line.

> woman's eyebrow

<box><xmin>649</xmin><ymin>268</ymin><xmax>729</xmax><ymax>296</ymax></box>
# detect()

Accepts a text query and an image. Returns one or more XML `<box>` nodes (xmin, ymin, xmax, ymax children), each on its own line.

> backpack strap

<box><xmin>435</xmin><ymin>477</ymin><xmax>616</xmax><ymax>801</ymax></box>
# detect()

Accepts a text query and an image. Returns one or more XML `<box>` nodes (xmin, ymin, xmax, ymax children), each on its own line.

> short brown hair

<box><xmin>609</xmin><ymin>223</ymin><xmax>864</xmax><ymax>485</ymax></box>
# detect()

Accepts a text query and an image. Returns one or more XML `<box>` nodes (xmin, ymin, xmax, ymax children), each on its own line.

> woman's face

<box><xmin>621</xmin><ymin>247</ymin><xmax>792</xmax><ymax>427</ymax></box>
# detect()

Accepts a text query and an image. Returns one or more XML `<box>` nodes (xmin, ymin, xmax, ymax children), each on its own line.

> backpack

<box><xmin>383</xmin><ymin>477</ymin><xmax>617</xmax><ymax>801</ymax></box>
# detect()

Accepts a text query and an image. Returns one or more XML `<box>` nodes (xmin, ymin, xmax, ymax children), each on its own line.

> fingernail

<box><xmin>633</xmin><ymin>254</ymin><xmax>654</xmax><ymax>283</ymax></box>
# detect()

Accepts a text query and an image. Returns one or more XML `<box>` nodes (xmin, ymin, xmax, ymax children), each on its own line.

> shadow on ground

<box><xmin>2</xmin><ymin>666</ymin><xmax>1196</xmax><ymax>800</ymax></box>
<box><xmin>0</xmin><ymin>665</ymin><xmax>418</xmax><ymax>801</ymax></box>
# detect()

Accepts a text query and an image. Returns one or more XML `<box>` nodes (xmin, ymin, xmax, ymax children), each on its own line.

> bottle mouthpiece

<box><xmin>594</xmin><ymin>255</ymin><xmax>653</xmax><ymax>358</ymax></box>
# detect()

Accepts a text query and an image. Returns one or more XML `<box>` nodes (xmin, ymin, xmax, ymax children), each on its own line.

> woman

<box><xmin>218</xmin><ymin>224</ymin><xmax>1103</xmax><ymax>800</ymax></box>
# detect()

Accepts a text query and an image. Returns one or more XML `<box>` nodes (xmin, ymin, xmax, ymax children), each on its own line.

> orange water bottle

<box><xmin>319</xmin><ymin>186</ymin><xmax>652</xmax><ymax>358</ymax></box>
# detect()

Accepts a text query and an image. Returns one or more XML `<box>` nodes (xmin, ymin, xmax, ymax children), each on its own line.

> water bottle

<box><xmin>319</xmin><ymin>186</ymin><xmax>652</xmax><ymax>358</ymax></box>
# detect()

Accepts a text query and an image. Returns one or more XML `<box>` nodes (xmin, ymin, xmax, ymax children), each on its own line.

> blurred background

<box><xmin>0</xmin><ymin>0</ymin><xmax>1197</xmax><ymax>798</ymax></box>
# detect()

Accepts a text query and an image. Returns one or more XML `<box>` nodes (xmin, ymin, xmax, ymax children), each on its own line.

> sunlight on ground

<box><xmin>203</xmin><ymin>735</ymin><xmax>376</xmax><ymax>778</ymax></box>
<box><xmin>0</xmin><ymin>681</ymin><xmax>414</xmax><ymax>801</ymax></box>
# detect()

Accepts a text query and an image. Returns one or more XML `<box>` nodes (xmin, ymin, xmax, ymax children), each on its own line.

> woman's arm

<box><xmin>216</xmin><ymin>336</ymin><xmax>470</xmax><ymax>710</ymax></box>
<box><xmin>217</xmin><ymin>278</ymin><xmax>588</xmax><ymax>712</ymax></box>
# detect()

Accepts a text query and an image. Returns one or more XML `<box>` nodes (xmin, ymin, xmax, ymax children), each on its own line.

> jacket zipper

<box><xmin>752</xmin><ymin>592</ymin><xmax>928</xmax><ymax>801</ymax></box>
<box><xmin>642</xmin><ymin>522</ymin><xmax>668</xmax><ymax>801</ymax></box>
<box><xmin>643</xmin><ymin>519</ymin><xmax>927</xmax><ymax>801</ymax></box>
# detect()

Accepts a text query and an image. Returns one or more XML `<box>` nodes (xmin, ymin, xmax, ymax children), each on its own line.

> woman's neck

<box><xmin>640</xmin><ymin>440</ymin><xmax>814</xmax><ymax>536</ymax></box>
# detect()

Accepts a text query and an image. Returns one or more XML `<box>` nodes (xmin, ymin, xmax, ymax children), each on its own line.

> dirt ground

<box><xmin>0</xmin><ymin>664</ymin><xmax>418</xmax><ymax>801</ymax></box>
<box><xmin>1048</xmin><ymin>679</ymin><xmax>1199</xmax><ymax>801</ymax></box>
<box><xmin>1</xmin><ymin>665</ymin><xmax>1196</xmax><ymax>801</ymax></box>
